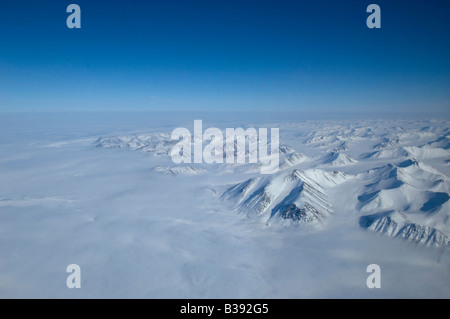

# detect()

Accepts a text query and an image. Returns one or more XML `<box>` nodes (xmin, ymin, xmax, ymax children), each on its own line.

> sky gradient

<box><xmin>0</xmin><ymin>0</ymin><xmax>449</xmax><ymax>114</ymax></box>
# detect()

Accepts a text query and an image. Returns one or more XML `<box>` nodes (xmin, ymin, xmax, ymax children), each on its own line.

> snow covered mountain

<box><xmin>322</xmin><ymin>151</ymin><xmax>358</xmax><ymax>166</ymax></box>
<box><xmin>153</xmin><ymin>165</ymin><xmax>207</xmax><ymax>175</ymax></box>
<box><xmin>222</xmin><ymin>168</ymin><xmax>350</xmax><ymax>226</ymax></box>
<box><xmin>360</xmin><ymin>211</ymin><xmax>450</xmax><ymax>247</ymax></box>
<box><xmin>218</xmin><ymin>120</ymin><xmax>450</xmax><ymax>247</ymax></box>
<box><xmin>94</xmin><ymin>120</ymin><xmax>450</xmax><ymax>248</ymax></box>
<box><xmin>1</xmin><ymin>115</ymin><xmax>450</xmax><ymax>298</ymax></box>
<box><xmin>355</xmin><ymin>157</ymin><xmax>449</xmax><ymax>247</ymax></box>
<box><xmin>95</xmin><ymin>134</ymin><xmax>176</xmax><ymax>156</ymax></box>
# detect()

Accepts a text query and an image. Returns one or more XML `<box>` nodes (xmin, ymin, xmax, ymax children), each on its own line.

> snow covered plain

<box><xmin>0</xmin><ymin>112</ymin><xmax>449</xmax><ymax>298</ymax></box>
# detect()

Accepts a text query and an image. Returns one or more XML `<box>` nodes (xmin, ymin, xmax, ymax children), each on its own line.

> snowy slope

<box><xmin>223</xmin><ymin>168</ymin><xmax>351</xmax><ymax>226</ymax></box>
<box><xmin>322</xmin><ymin>151</ymin><xmax>358</xmax><ymax>166</ymax></box>
<box><xmin>360</xmin><ymin>211</ymin><xmax>450</xmax><ymax>247</ymax></box>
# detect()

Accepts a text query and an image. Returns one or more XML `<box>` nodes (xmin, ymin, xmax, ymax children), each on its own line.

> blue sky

<box><xmin>0</xmin><ymin>0</ymin><xmax>449</xmax><ymax>113</ymax></box>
